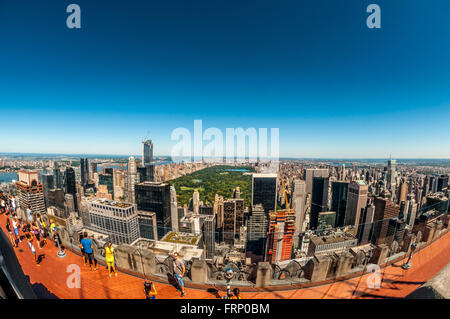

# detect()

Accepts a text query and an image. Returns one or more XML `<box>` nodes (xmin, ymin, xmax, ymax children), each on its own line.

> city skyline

<box><xmin>2</xmin><ymin>151</ymin><xmax>450</xmax><ymax>161</ymax></box>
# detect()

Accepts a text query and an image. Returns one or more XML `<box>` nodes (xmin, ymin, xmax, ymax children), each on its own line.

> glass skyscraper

<box><xmin>142</xmin><ymin>139</ymin><xmax>153</xmax><ymax>166</ymax></box>
<box><xmin>135</xmin><ymin>181</ymin><xmax>172</xmax><ymax>238</ymax></box>
<box><xmin>251</xmin><ymin>173</ymin><xmax>277</xmax><ymax>214</ymax></box>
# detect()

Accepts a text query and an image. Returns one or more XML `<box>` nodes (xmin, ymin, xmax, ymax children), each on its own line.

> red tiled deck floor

<box><xmin>2</xmin><ymin>215</ymin><xmax>449</xmax><ymax>299</ymax></box>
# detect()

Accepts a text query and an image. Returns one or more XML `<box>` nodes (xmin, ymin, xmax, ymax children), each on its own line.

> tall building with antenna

<box><xmin>387</xmin><ymin>156</ymin><xmax>397</xmax><ymax>194</ymax></box>
<box><xmin>142</xmin><ymin>139</ymin><xmax>153</xmax><ymax>166</ymax></box>
<box><xmin>80</xmin><ymin>158</ymin><xmax>89</xmax><ymax>188</ymax></box>
<box><xmin>125</xmin><ymin>156</ymin><xmax>138</xmax><ymax>204</ymax></box>
<box><xmin>140</xmin><ymin>139</ymin><xmax>155</xmax><ymax>182</ymax></box>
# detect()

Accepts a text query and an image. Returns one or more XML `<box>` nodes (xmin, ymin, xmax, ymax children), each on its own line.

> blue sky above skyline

<box><xmin>0</xmin><ymin>0</ymin><xmax>449</xmax><ymax>158</ymax></box>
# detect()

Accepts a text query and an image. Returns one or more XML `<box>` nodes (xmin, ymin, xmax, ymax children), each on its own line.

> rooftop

<box><xmin>310</xmin><ymin>231</ymin><xmax>357</xmax><ymax>245</ymax></box>
<box><xmin>161</xmin><ymin>231</ymin><xmax>201</xmax><ymax>245</ymax></box>
<box><xmin>252</xmin><ymin>173</ymin><xmax>277</xmax><ymax>178</ymax></box>
<box><xmin>136</xmin><ymin>181</ymin><xmax>168</xmax><ymax>186</ymax></box>
<box><xmin>90</xmin><ymin>198</ymin><xmax>133</xmax><ymax>209</ymax></box>
<box><xmin>133</xmin><ymin>238</ymin><xmax>203</xmax><ymax>260</ymax></box>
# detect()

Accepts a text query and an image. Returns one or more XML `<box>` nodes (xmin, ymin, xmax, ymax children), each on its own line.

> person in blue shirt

<box><xmin>80</xmin><ymin>232</ymin><xmax>97</xmax><ymax>270</ymax></box>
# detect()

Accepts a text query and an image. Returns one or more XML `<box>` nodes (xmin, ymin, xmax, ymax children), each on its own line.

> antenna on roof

<box><xmin>144</xmin><ymin>130</ymin><xmax>150</xmax><ymax>142</ymax></box>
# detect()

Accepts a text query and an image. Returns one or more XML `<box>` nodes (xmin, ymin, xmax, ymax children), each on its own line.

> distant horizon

<box><xmin>1</xmin><ymin>151</ymin><xmax>450</xmax><ymax>161</ymax></box>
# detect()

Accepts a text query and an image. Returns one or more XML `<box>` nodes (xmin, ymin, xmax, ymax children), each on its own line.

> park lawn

<box><xmin>168</xmin><ymin>165</ymin><xmax>255</xmax><ymax>208</ymax></box>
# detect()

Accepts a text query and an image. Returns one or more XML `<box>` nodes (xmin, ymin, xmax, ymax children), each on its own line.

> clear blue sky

<box><xmin>0</xmin><ymin>0</ymin><xmax>449</xmax><ymax>158</ymax></box>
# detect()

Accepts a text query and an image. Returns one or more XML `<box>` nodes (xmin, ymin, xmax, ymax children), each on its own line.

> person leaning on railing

<box><xmin>49</xmin><ymin>219</ymin><xmax>59</xmax><ymax>246</ymax></box>
<box><xmin>173</xmin><ymin>252</ymin><xmax>186</xmax><ymax>297</ymax></box>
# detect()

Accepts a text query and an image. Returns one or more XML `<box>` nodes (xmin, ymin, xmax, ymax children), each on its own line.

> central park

<box><xmin>167</xmin><ymin>165</ymin><xmax>255</xmax><ymax>207</ymax></box>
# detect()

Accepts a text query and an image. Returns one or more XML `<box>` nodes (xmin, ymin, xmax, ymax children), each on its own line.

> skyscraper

<box><xmin>330</xmin><ymin>181</ymin><xmax>349</xmax><ymax>227</ymax></box>
<box><xmin>135</xmin><ymin>181</ymin><xmax>172</xmax><ymax>238</ymax></box>
<box><xmin>113</xmin><ymin>169</ymin><xmax>125</xmax><ymax>200</ymax></box>
<box><xmin>246</xmin><ymin>204</ymin><xmax>269</xmax><ymax>262</ymax></box>
<box><xmin>426</xmin><ymin>193</ymin><xmax>449</xmax><ymax>215</ymax></box>
<box><xmin>304</xmin><ymin>168</ymin><xmax>329</xmax><ymax>194</ymax></box>
<box><xmin>91</xmin><ymin>162</ymin><xmax>98</xmax><ymax>180</ymax></box>
<box><xmin>138</xmin><ymin>164</ymin><xmax>155</xmax><ymax>182</ymax></box>
<box><xmin>64</xmin><ymin>194</ymin><xmax>75</xmax><ymax>218</ymax></box>
<box><xmin>344</xmin><ymin>180</ymin><xmax>368</xmax><ymax>227</ymax></box>
<box><xmin>80</xmin><ymin>158</ymin><xmax>89</xmax><ymax>187</ymax></box>
<box><xmin>125</xmin><ymin>156</ymin><xmax>139</xmax><ymax>204</ymax></box>
<box><xmin>310</xmin><ymin>177</ymin><xmax>330</xmax><ymax>230</ymax></box>
<box><xmin>359</xmin><ymin>203</ymin><xmax>375</xmax><ymax>244</ymax></box>
<box><xmin>48</xmin><ymin>189</ymin><xmax>65</xmax><ymax>210</ymax></box>
<box><xmin>192</xmin><ymin>189</ymin><xmax>200</xmax><ymax>215</ymax></box>
<box><xmin>87</xmin><ymin>199</ymin><xmax>139</xmax><ymax>245</ymax></box>
<box><xmin>406</xmin><ymin>197</ymin><xmax>418</xmax><ymax>228</ymax></box>
<box><xmin>429</xmin><ymin>175</ymin><xmax>438</xmax><ymax>193</ymax></box>
<box><xmin>387</xmin><ymin>158</ymin><xmax>397</xmax><ymax>194</ymax></box>
<box><xmin>170</xmin><ymin>185</ymin><xmax>179</xmax><ymax>232</ymax></box>
<box><xmin>202</xmin><ymin>214</ymin><xmax>216</xmax><ymax>260</ymax></box>
<box><xmin>399</xmin><ymin>179</ymin><xmax>409</xmax><ymax>203</ymax></box>
<box><xmin>266</xmin><ymin>209</ymin><xmax>296</xmax><ymax>263</ymax></box>
<box><xmin>213</xmin><ymin>194</ymin><xmax>224</xmax><ymax>238</ymax></box>
<box><xmin>252</xmin><ymin>173</ymin><xmax>277</xmax><ymax>214</ymax></box>
<box><xmin>41</xmin><ymin>173</ymin><xmax>54</xmax><ymax>207</ymax></box>
<box><xmin>142</xmin><ymin>139</ymin><xmax>153</xmax><ymax>166</ymax></box>
<box><xmin>292</xmin><ymin>179</ymin><xmax>306</xmax><ymax>245</ymax></box>
<box><xmin>137</xmin><ymin>211</ymin><xmax>158</xmax><ymax>240</ymax></box>
<box><xmin>64</xmin><ymin>167</ymin><xmax>78</xmax><ymax>211</ymax></box>
<box><xmin>223</xmin><ymin>199</ymin><xmax>244</xmax><ymax>244</ymax></box>
<box><xmin>437</xmin><ymin>175</ymin><xmax>449</xmax><ymax>192</ymax></box>
<box><xmin>372</xmin><ymin>194</ymin><xmax>400</xmax><ymax>244</ymax></box>
<box><xmin>53</xmin><ymin>162</ymin><xmax>63</xmax><ymax>189</ymax></box>
<box><xmin>16</xmin><ymin>171</ymin><xmax>46</xmax><ymax>216</ymax></box>
<box><xmin>98</xmin><ymin>173</ymin><xmax>114</xmax><ymax>199</ymax></box>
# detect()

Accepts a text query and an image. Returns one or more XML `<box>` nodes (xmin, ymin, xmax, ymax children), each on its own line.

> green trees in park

<box><xmin>167</xmin><ymin>165</ymin><xmax>255</xmax><ymax>208</ymax></box>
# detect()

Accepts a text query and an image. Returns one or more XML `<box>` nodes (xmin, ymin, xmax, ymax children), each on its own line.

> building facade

<box><xmin>223</xmin><ymin>199</ymin><xmax>244</xmax><ymax>244</ymax></box>
<box><xmin>135</xmin><ymin>181</ymin><xmax>172</xmax><ymax>238</ymax></box>
<box><xmin>266</xmin><ymin>209</ymin><xmax>295</xmax><ymax>263</ymax></box>
<box><xmin>344</xmin><ymin>180</ymin><xmax>368</xmax><ymax>227</ymax></box>
<box><xmin>87</xmin><ymin>199</ymin><xmax>139</xmax><ymax>245</ymax></box>
<box><xmin>246</xmin><ymin>204</ymin><xmax>269</xmax><ymax>262</ymax></box>
<box><xmin>15</xmin><ymin>171</ymin><xmax>46</xmax><ymax>216</ymax></box>
<box><xmin>142</xmin><ymin>139</ymin><xmax>153</xmax><ymax>166</ymax></box>
<box><xmin>252</xmin><ymin>173</ymin><xmax>277</xmax><ymax>214</ymax></box>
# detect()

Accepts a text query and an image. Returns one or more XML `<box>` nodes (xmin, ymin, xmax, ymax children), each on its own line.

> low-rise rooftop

<box><xmin>90</xmin><ymin>198</ymin><xmax>133</xmax><ymax>209</ymax></box>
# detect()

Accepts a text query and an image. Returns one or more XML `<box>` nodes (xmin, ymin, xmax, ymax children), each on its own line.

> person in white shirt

<box><xmin>26</xmin><ymin>205</ymin><xmax>33</xmax><ymax>222</ymax></box>
<box><xmin>12</xmin><ymin>216</ymin><xmax>21</xmax><ymax>244</ymax></box>
<box><xmin>11</xmin><ymin>196</ymin><xmax>16</xmax><ymax>211</ymax></box>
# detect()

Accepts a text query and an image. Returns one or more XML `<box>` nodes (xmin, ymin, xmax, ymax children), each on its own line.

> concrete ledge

<box><xmin>407</xmin><ymin>262</ymin><xmax>450</xmax><ymax>299</ymax></box>
<box><xmin>51</xmin><ymin>228</ymin><xmax>450</xmax><ymax>293</ymax></box>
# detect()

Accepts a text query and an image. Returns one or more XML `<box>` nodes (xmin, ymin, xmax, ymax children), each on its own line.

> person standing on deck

<box><xmin>173</xmin><ymin>252</ymin><xmax>186</xmax><ymax>298</ymax></box>
<box><xmin>104</xmin><ymin>241</ymin><xmax>117</xmax><ymax>277</ymax></box>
